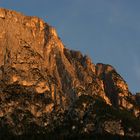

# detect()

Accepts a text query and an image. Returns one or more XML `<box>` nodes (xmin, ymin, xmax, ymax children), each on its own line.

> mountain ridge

<box><xmin>0</xmin><ymin>8</ymin><xmax>140</xmax><ymax>139</ymax></box>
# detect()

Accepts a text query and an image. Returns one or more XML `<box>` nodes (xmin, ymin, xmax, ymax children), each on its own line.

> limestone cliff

<box><xmin>0</xmin><ymin>8</ymin><xmax>140</xmax><ymax>139</ymax></box>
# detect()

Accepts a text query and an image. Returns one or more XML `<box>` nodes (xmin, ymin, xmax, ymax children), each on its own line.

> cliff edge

<box><xmin>0</xmin><ymin>8</ymin><xmax>140</xmax><ymax>139</ymax></box>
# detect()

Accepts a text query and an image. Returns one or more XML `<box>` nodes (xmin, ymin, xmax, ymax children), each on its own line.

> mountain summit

<box><xmin>0</xmin><ymin>8</ymin><xmax>140</xmax><ymax>139</ymax></box>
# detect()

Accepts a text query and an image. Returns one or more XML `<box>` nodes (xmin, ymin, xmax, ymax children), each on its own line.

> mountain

<box><xmin>0</xmin><ymin>8</ymin><xmax>140</xmax><ymax>139</ymax></box>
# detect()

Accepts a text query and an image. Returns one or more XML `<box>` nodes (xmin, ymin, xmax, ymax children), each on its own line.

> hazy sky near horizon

<box><xmin>1</xmin><ymin>0</ymin><xmax>140</xmax><ymax>93</ymax></box>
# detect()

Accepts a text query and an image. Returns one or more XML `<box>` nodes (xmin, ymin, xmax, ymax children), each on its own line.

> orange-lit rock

<box><xmin>0</xmin><ymin>8</ymin><xmax>140</xmax><ymax>138</ymax></box>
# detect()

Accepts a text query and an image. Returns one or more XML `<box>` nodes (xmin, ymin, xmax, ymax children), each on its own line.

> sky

<box><xmin>0</xmin><ymin>0</ymin><xmax>140</xmax><ymax>93</ymax></box>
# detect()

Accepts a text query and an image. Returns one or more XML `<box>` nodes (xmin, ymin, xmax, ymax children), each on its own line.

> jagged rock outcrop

<box><xmin>96</xmin><ymin>63</ymin><xmax>140</xmax><ymax>117</ymax></box>
<box><xmin>0</xmin><ymin>8</ymin><xmax>140</xmax><ymax>139</ymax></box>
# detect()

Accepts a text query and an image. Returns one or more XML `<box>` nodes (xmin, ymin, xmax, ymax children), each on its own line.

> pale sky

<box><xmin>1</xmin><ymin>0</ymin><xmax>140</xmax><ymax>93</ymax></box>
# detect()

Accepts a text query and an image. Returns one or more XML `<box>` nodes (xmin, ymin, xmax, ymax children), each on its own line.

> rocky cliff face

<box><xmin>0</xmin><ymin>8</ymin><xmax>140</xmax><ymax>139</ymax></box>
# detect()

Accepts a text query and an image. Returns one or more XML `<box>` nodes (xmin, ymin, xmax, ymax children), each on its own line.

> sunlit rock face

<box><xmin>96</xmin><ymin>63</ymin><xmax>135</xmax><ymax>108</ymax></box>
<box><xmin>0</xmin><ymin>8</ymin><xmax>140</xmax><ymax>139</ymax></box>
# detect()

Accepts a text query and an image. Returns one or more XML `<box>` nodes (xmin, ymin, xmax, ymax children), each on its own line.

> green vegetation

<box><xmin>93</xmin><ymin>99</ymin><xmax>140</xmax><ymax>132</ymax></box>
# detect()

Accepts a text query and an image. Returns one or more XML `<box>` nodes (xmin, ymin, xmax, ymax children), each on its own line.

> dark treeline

<box><xmin>0</xmin><ymin>134</ymin><xmax>139</xmax><ymax>140</ymax></box>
